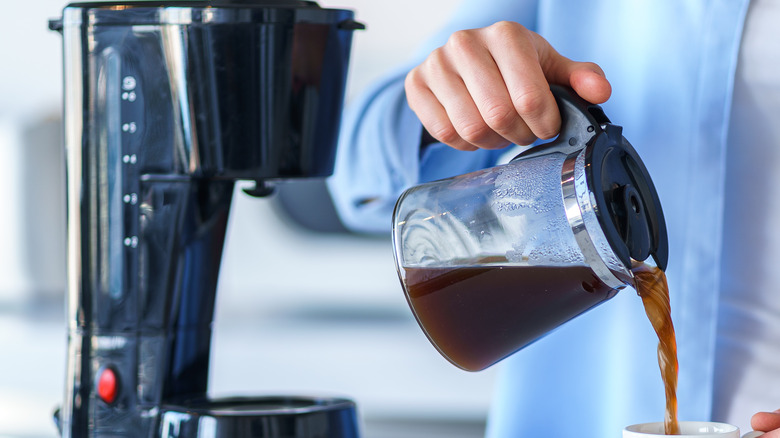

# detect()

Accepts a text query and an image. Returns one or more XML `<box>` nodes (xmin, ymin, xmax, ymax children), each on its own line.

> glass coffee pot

<box><xmin>392</xmin><ymin>86</ymin><xmax>668</xmax><ymax>371</ymax></box>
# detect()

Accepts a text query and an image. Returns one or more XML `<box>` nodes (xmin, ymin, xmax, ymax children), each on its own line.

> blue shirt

<box><xmin>327</xmin><ymin>1</ymin><xmax>751</xmax><ymax>436</ymax></box>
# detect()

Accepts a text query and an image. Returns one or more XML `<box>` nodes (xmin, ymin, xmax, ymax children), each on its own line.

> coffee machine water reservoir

<box><xmin>49</xmin><ymin>2</ymin><xmax>362</xmax><ymax>436</ymax></box>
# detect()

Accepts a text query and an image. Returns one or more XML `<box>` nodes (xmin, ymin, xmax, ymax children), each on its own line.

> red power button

<box><xmin>97</xmin><ymin>367</ymin><xmax>119</xmax><ymax>404</ymax></box>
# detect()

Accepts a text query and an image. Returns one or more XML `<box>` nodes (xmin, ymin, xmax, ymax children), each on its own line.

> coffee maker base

<box><xmin>159</xmin><ymin>395</ymin><xmax>359</xmax><ymax>438</ymax></box>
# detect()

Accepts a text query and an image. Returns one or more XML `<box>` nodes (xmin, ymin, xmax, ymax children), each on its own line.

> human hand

<box><xmin>749</xmin><ymin>409</ymin><xmax>780</xmax><ymax>437</ymax></box>
<box><xmin>405</xmin><ymin>21</ymin><xmax>611</xmax><ymax>151</ymax></box>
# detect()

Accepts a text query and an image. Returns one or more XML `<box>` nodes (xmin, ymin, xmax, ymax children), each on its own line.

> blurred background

<box><xmin>0</xmin><ymin>1</ymin><xmax>498</xmax><ymax>437</ymax></box>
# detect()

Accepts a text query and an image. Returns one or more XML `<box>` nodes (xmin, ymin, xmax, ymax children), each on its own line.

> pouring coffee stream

<box><xmin>393</xmin><ymin>86</ymin><xmax>676</xmax><ymax>431</ymax></box>
<box><xmin>633</xmin><ymin>262</ymin><xmax>680</xmax><ymax>435</ymax></box>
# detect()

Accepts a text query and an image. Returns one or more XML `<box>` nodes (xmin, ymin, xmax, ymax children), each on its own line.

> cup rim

<box><xmin>624</xmin><ymin>421</ymin><xmax>738</xmax><ymax>436</ymax></box>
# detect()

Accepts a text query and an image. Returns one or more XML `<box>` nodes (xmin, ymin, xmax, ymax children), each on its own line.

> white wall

<box><xmin>0</xmin><ymin>1</ymin><xmax>64</xmax><ymax>122</ymax></box>
<box><xmin>319</xmin><ymin>0</ymin><xmax>459</xmax><ymax>100</ymax></box>
<box><xmin>0</xmin><ymin>0</ymin><xmax>66</xmax><ymax>304</ymax></box>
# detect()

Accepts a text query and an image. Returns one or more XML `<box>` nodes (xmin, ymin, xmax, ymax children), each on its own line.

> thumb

<box><xmin>568</xmin><ymin>63</ymin><xmax>612</xmax><ymax>104</ymax></box>
<box><xmin>534</xmin><ymin>35</ymin><xmax>612</xmax><ymax>104</ymax></box>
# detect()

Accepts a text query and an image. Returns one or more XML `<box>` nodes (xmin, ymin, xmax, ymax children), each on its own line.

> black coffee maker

<box><xmin>49</xmin><ymin>2</ymin><xmax>362</xmax><ymax>436</ymax></box>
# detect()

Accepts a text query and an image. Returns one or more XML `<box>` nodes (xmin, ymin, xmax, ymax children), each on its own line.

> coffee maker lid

<box><xmin>65</xmin><ymin>0</ymin><xmax>321</xmax><ymax>7</ymax></box>
<box><xmin>56</xmin><ymin>0</ymin><xmax>359</xmax><ymax>27</ymax></box>
<box><xmin>585</xmin><ymin>124</ymin><xmax>669</xmax><ymax>271</ymax></box>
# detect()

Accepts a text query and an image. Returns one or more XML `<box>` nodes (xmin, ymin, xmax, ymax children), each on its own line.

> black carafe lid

<box><xmin>585</xmin><ymin>121</ymin><xmax>669</xmax><ymax>271</ymax></box>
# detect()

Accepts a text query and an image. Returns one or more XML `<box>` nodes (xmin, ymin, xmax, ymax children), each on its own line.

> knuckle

<box><xmin>517</xmin><ymin>132</ymin><xmax>539</xmax><ymax>146</ymax></box>
<box><xmin>482</xmin><ymin>102</ymin><xmax>518</xmax><ymax>133</ymax></box>
<box><xmin>423</xmin><ymin>48</ymin><xmax>450</xmax><ymax>76</ymax></box>
<box><xmin>449</xmin><ymin>142</ymin><xmax>478</xmax><ymax>152</ymax></box>
<box><xmin>535</xmin><ymin>124</ymin><xmax>559</xmax><ymax>140</ymax></box>
<box><xmin>427</xmin><ymin>46</ymin><xmax>446</xmax><ymax>65</ymax></box>
<box><xmin>457</xmin><ymin>120</ymin><xmax>493</xmax><ymax>145</ymax></box>
<box><xmin>404</xmin><ymin>68</ymin><xmax>423</xmax><ymax>91</ymax></box>
<box><xmin>446</xmin><ymin>29</ymin><xmax>478</xmax><ymax>53</ymax></box>
<box><xmin>487</xmin><ymin>20</ymin><xmax>525</xmax><ymax>38</ymax></box>
<box><xmin>513</xmin><ymin>88</ymin><xmax>548</xmax><ymax>118</ymax></box>
<box><xmin>511</xmin><ymin>122</ymin><xmax>539</xmax><ymax>146</ymax></box>
<box><xmin>429</xmin><ymin>123</ymin><xmax>460</xmax><ymax>146</ymax></box>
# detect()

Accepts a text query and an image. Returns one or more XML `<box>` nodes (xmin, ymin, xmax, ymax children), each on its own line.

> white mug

<box><xmin>623</xmin><ymin>421</ymin><xmax>764</xmax><ymax>438</ymax></box>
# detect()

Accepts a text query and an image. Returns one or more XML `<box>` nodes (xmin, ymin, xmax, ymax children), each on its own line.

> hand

<box><xmin>405</xmin><ymin>21</ymin><xmax>612</xmax><ymax>151</ymax></box>
<box><xmin>751</xmin><ymin>409</ymin><xmax>780</xmax><ymax>437</ymax></box>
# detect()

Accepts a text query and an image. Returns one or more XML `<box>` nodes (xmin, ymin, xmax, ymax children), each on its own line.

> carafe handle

<box><xmin>512</xmin><ymin>85</ymin><xmax>611</xmax><ymax>160</ymax></box>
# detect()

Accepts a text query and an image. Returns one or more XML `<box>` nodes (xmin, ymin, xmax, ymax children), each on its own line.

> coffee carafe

<box><xmin>392</xmin><ymin>86</ymin><xmax>669</xmax><ymax>372</ymax></box>
<box><xmin>49</xmin><ymin>2</ymin><xmax>362</xmax><ymax>437</ymax></box>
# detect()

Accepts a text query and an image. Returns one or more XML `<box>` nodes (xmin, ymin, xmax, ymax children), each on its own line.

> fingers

<box><xmin>447</xmin><ymin>27</ymin><xmax>538</xmax><ymax>146</ymax></box>
<box><xmin>406</xmin><ymin>27</ymin><xmax>526</xmax><ymax>150</ymax></box>
<box><xmin>405</xmin><ymin>70</ymin><xmax>479</xmax><ymax>151</ymax></box>
<box><xmin>410</xmin><ymin>43</ymin><xmax>515</xmax><ymax>150</ymax></box>
<box><xmin>486</xmin><ymin>21</ymin><xmax>562</xmax><ymax>140</ymax></box>
<box><xmin>752</xmin><ymin>410</ymin><xmax>780</xmax><ymax>433</ymax></box>
<box><xmin>405</xmin><ymin>21</ymin><xmax>612</xmax><ymax>151</ymax></box>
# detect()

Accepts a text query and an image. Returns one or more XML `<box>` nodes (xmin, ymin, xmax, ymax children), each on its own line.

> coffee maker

<box><xmin>49</xmin><ymin>2</ymin><xmax>362</xmax><ymax>436</ymax></box>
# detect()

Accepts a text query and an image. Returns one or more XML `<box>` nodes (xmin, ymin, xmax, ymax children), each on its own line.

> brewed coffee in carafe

<box><xmin>392</xmin><ymin>86</ymin><xmax>669</xmax><ymax>372</ymax></box>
